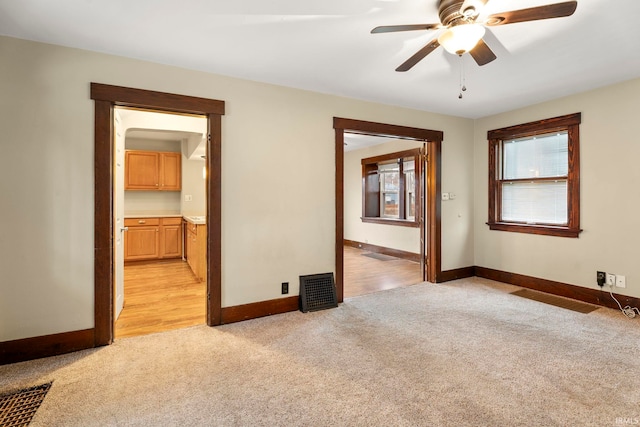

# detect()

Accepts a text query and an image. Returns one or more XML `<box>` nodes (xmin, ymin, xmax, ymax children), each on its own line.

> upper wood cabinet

<box><xmin>160</xmin><ymin>152</ymin><xmax>181</xmax><ymax>191</ymax></box>
<box><xmin>125</xmin><ymin>150</ymin><xmax>181</xmax><ymax>191</ymax></box>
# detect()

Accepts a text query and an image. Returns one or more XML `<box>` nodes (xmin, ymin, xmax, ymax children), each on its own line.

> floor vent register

<box><xmin>299</xmin><ymin>273</ymin><xmax>338</xmax><ymax>313</ymax></box>
<box><xmin>0</xmin><ymin>382</ymin><xmax>52</xmax><ymax>427</ymax></box>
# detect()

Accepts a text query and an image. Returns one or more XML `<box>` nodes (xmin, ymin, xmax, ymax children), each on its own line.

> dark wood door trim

<box><xmin>93</xmin><ymin>99</ymin><xmax>114</xmax><ymax>346</ymax></box>
<box><xmin>207</xmin><ymin>114</ymin><xmax>222</xmax><ymax>325</ymax></box>
<box><xmin>91</xmin><ymin>83</ymin><xmax>225</xmax><ymax>346</ymax></box>
<box><xmin>429</xmin><ymin>140</ymin><xmax>442</xmax><ymax>282</ymax></box>
<box><xmin>91</xmin><ymin>83</ymin><xmax>225</xmax><ymax>115</ymax></box>
<box><xmin>334</xmin><ymin>128</ymin><xmax>345</xmax><ymax>303</ymax></box>
<box><xmin>333</xmin><ymin>117</ymin><xmax>443</xmax><ymax>142</ymax></box>
<box><xmin>334</xmin><ymin>117</ymin><xmax>443</xmax><ymax>302</ymax></box>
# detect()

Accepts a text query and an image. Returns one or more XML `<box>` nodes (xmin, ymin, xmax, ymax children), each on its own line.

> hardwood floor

<box><xmin>115</xmin><ymin>248</ymin><xmax>420</xmax><ymax>338</ymax></box>
<box><xmin>115</xmin><ymin>259</ymin><xmax>206</xmax><ymax>339</ymax></box>
<box><xmin>343</xmin><ymin>245</ymin><xmax>423</xmax><ymax>298</ymax></box>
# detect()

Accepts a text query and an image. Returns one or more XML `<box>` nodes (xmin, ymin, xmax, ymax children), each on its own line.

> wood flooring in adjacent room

<box><xmin>343</xmin><ymin>245</ymin><xmax>423</xmax><ymax>298</ymax></box>
<box><xmin>115</xmin><ymin>259</ymin><xmax>206</xmax><ymax>339</ymax></box>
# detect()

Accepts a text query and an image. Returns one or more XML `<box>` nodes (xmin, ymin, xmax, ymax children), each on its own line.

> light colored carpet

<box><xmin>2</xmin><ymin>277</ymin><xmax>639</xmax><ymax>426</ymax></box>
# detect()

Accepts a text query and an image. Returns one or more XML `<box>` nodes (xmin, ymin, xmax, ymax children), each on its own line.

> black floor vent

<box><xmin>0</xmin><ymin>382</ymin><xmax>52</xmax><ymax>427</ymax></box>
<box><xmin>299</xmin><ymin>273</ymin><xmax>338</xmax><ymax>313</ymax></box>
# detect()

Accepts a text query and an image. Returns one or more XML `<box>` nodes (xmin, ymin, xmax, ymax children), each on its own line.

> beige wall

<box><xmin>0</xmin><ymin>36</ymin><xmax>474</xmax><ymax>341</ymax></box>
<box><xmin>344</xmin><ymin>139</ymin><xmax>423</xmax><ymax>253</ymax></box>
<box><xmin>474</xmin><ymin>78</ymin><xmax>640</xmax><ymax>299</ymax></box>
<box><xmin>8</xmin><ymin>34</ymin><xmax>631</xmax><ymax>344</ymax></box>
<box><xmin>180</xmin><ymin>156</ymin><xmax>206</xmax><ymax>217</ymax></box>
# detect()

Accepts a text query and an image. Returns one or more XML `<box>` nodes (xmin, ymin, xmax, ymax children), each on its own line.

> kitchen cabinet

<box><xmin>159</xmin><ymin>152</ymin><xmax>181</xmax><ymax>191</ymax></box>
<box><xmin>124</xmin><ymin>217</ymin><xmax>183</xmax><ymax>261</ymax></box>
<box><xmin>185</xmin><ymin>221</ymin><xmax>207</xmax><ymax>282</ymax></box>
<box><xmin>125</xmin><ymin>150</ymin><xmax>181</xmax><ymax>191</ymax></box>
<box><xmin>124</xmin><ymin>217</ymin><xmax>160</xmax><ymax>261</ymax></box>
<box><xmin>160</xmin><ymin>217</ymin><xmax>183</xmax><ymax>258</ymax></box>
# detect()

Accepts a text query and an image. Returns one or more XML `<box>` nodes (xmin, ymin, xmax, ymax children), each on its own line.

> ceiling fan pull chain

<box><xmin>459</xmin><ymin>55</ymin><xmax>467</xmax><ymax>99</ymax></box>
<box><xmin>462</xmin><ymin>57</ymin><xmax>467</xmax><ymax>92</ymax></box>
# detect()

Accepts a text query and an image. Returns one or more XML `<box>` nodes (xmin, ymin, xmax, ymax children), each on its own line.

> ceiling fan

<box><xmin>372</xmin><ymin>0</ymin><xmax>578</xmax><ymax>71</ymax></box>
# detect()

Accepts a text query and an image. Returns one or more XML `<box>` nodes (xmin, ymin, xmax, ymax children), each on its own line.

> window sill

<box><xmin>487</xmin><ymin>222</ymin><xmax>581</xmax><ymax>238</ymax></box>
<box><xmin>362</xmin><ymin>217</ymin><xmax>419</xmax><ymax>228</ymax></box>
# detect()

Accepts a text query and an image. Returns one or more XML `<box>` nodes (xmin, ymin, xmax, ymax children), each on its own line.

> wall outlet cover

<box><xmin>597</xmin><ymin>271</ymin><xmax>606</xmax><ymax>287</ymax></box>
<box><xmin>606</xmin><ymin>273</ymin><xmax>616</xmax><ymax>287</ymax></box>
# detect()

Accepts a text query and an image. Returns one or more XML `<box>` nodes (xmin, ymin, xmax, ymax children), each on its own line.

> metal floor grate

<box><xmin>0</xmin><ymin>382</ymin><xmax>52</xmax><ymax>427</ymax></box>
<box><xmin>299</xmin><ymin>273</ymin><xmax>338</xmax><ymax>312</ymax></box>
<box><xmin>362</xmin><ymin>252</ymin><xmax>397</xmax><ymax>262</ymax></box>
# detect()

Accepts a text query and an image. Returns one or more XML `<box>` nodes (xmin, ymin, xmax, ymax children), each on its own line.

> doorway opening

<box><xmin>343</xmin><ymin>133</ymin><xmax>425</xmax><ymax>298</ymax></box>
<box><xmin>334</xmin><ymin>118</ymin><xmax>443</xmax><ymax>303</ymax></box>
<box><xmin>91</xmin><ymin>83</ymin><xmax>225</xmax><ymax>347</ymax></box>
<box><xmin>113</xmin><ymin>107</ymin><xmax>208</xmax><ymax>339</ymax></box>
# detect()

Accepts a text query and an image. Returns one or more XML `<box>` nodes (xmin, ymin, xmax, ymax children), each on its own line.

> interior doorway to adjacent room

<box><xmin>91</xmin><ymin>82</ymin><xmax>225</xmax><ymax>347</ymax></box>
<box><xmin>342</xmin><ymin>133</ymin><xmax>424</xmax><ymax>298</ymax></box>
<box><xmin>113</xmin><ymin>107</ymin><xmax>208</xmax><ymax>339</ymax></box>
<box><xmin>333</xmin><ymin>118</ymin><xmax>443</xmax><ymax>302</ymax></box>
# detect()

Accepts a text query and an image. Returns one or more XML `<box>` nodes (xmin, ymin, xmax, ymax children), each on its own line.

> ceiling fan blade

<box><xmin>371</xmin><ymin>24</ymin><xmax>440</xmax><ymax>34</ymax></box>
<box><xmin>469</xmin><ymin>39</ymin><xmax>497</xmax><ymax>66</ymax></box>
<box><xmin>485</xmin><ymin>1</ymin><xmax>577</xmax><ymax>26</ymax></box>
<box><xmin>396</xmin><ymin>40</ymin><xmax>440</xmax><ymax>72</ymax></box>
<box><xmin>460</xmin><ymin>0</ymin><xmax>490</xmax><ymax>17</ymax></box>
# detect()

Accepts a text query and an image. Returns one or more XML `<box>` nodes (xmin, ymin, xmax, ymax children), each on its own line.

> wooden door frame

<box><xmin>91</xmin><ymin>83</ymin><xmax>225</xmax><ymax>346</ymax></box>
<box><xmin>334</xmin><ymin>117</ymin><xmax>443</xmax><ymax>302</ymax></box>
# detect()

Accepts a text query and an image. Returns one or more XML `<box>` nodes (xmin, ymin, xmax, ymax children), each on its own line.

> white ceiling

<box><xmin>1</xmin><ymin>0</ymin><xmax>639</xmax><ymax>119</ymax></box>
<box><xmin>344</xmin><ymin>133</ymin><xmax>405</xmax><ymax>152</ymax></box>
<box><xmin>118</xmin><ymin>108</ymin><xmax>207</xmax><ymax>158</ymax></box>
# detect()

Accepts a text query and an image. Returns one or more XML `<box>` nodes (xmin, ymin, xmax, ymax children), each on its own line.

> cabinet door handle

<box><xmin>156</xmin><ymin>229</ymin><xmax>159</xmax><ymax>232</ymax></box>
<box><xmin>120</xmin><ymin>227</ymin><xmax>129</xmax><ymax>232</ymax></box>
<box><xmin>138</xmin><ymin>220</ymin><xmax>146</xmax><ymax>224</ymax></box>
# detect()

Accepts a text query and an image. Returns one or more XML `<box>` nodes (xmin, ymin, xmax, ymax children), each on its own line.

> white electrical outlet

<box><xmin>606</xmin><ymin>273</ymin><xmax>616</xmax><ymax>287</ymax></box>
<box><xmin>449</xmin><ymin>193</ymin><xmax>456</xmax><ymax>200</ymax></box>
<box><xmin>442</xmin><ymin>193</ymin><xmax>450</xmax><ymax>201</ymax></box>
<box><xmin>616</xmin><ymin>275</ymin><xmax>626</xmax><ymax>288</ymax></box>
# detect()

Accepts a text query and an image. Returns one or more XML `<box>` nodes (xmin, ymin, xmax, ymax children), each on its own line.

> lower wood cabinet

<box><xmin>160</xmin><ymin>217</ymin><xmax>183</xmax><ymax>258</ymax></box>
<box><xmin>124</xmin><ymin>217</ymin><xmax>183</xmax><ymax>262</ymax></box>
<box><xmin>185</xmin><ymin>221</ymin><xmax>207</xmax><ymax>282</ymax></box>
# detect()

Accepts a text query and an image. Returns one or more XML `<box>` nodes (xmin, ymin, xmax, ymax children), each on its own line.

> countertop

<box><xmin>183</xmin><ymin>216</ymin><xmax>206</xmax><ymax>225</ymax></box>
<box><xmin>124</xmin><ymin>212</ymin><xmax>206</xmax><ymax>225</ymax></box>
<box><xmin>125</xmin><ymin>211</ymin><xmax>182</xmax><ymax>218</ymax></box>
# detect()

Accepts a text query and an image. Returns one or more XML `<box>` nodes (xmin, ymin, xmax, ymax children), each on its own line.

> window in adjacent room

<box><xmin>362</xmin><ymin>148</ymin><xmax>421</xmax><ymax>227</ymax></box>
<box><xmin>487</xmin><ymin>113</ymin><xmax>582</xmax><ymax>237</ymax></box>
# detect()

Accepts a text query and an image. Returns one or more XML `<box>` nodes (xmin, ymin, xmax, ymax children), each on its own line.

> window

<box><xmin>404</xmin><ymin>160</ymin><xmax>416</xmax><ymax>221</ymax></box>
<box><xmin>487</xmin><ymin>113</ymin><xmax>581</xmax><ymax>237</ymax></box>
<box><xmin>379</xmin><ymin>162</ymin><xmax>400</xmax><ymax>218</ymax></box>
<box><xmin>362</xmin><ymin>149</ymin><xmax>421</xmax><ymax>227</ymax></box>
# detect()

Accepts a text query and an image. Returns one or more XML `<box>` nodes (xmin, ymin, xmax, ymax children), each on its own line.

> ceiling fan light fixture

<box><xmin>437</xmin><ymin>24</ymin><xmax>485</xmax><ymax>55</ymax></box>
